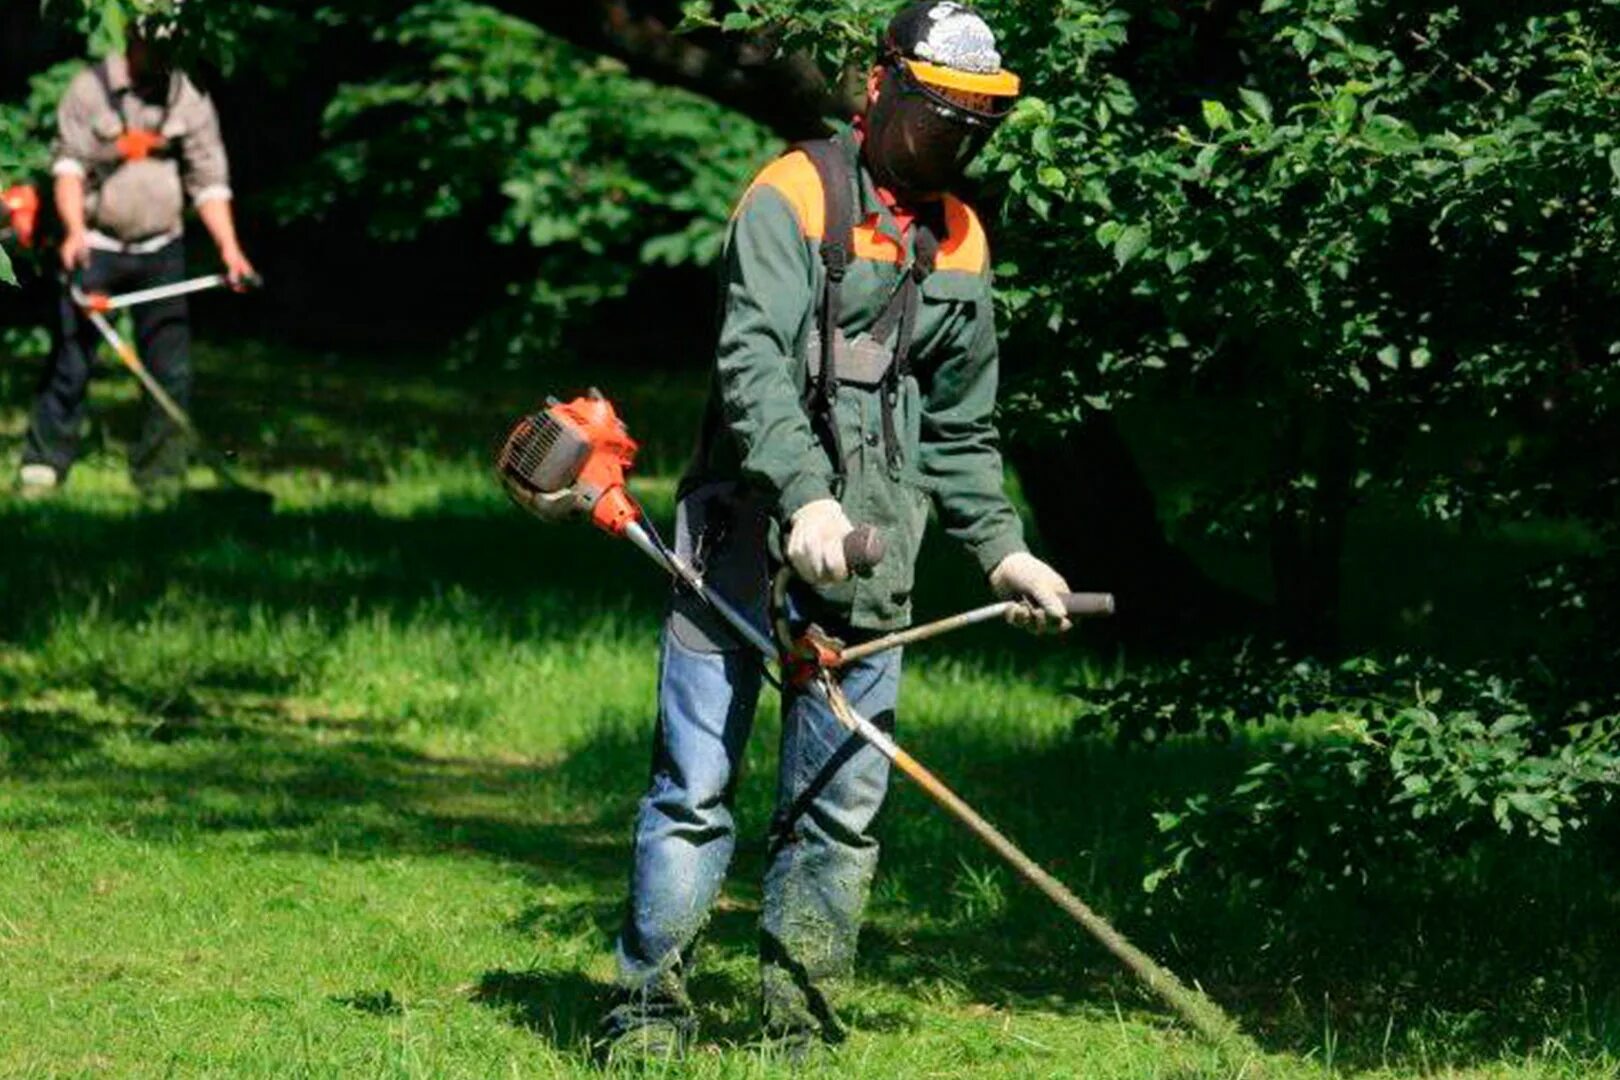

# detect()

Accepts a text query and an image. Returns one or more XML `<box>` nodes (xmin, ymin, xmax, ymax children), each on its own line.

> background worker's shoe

<box><xmin>133</xmin><ymin>473</ymin><xmax>186</xmax><ymax>507</ymax></box>
<box><xmin>16</xmin><ymin>463</ymin><xmax>60</xmax><ymax>497</ymax></box>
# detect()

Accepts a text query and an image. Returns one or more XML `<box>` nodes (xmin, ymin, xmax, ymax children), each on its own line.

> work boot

<box><xmin>595</xmin><ymin>981</ymin><xmax>696</xmax><ymax>1066</ymax></box>
<box><xmin>132</xmin><ymin>435</ymin><xmax>189</xmax><ymax>501</ymax></box>
<box><xmin>134</xmin><ymin>472</ymin><xmax>185</xmax><ymax>507</ymax></box>
<box><xmin>16</xmin><ymin>462</ymin><xmax>60</xmax><ymax>497</ymax></box>
<box><xmin>758</xmin><ymin>1022</ymin><xmax>834</xmax><ymax>1069</ymax></box>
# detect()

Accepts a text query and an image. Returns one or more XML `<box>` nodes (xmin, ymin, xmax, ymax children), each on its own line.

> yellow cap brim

<box><xmin>904</xmin><ymin>58</ymin><xmax>1021</xmax><ymax>98</ymax></box>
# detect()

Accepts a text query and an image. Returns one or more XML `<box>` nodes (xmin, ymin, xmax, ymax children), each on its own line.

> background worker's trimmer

<box><xmin>494</xmin><ymin>391</ymin><xmax>1260</xmax><ymax>1061</ymax></box>
<box><xmin>74</xmin><ymin>271</ymin><xmax>258</xmax><ymax>314</ymax></box>
<box><xmin>67</xmin><ymin>271</ymin><xmax>271</xmax><ymax>512</ymax></box>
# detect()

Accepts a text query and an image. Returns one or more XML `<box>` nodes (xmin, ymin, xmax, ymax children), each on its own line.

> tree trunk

<box><xmin>1006</xmin><ymin>416</ymin><xmax>1264</xmax><ymax>643</ymax></box>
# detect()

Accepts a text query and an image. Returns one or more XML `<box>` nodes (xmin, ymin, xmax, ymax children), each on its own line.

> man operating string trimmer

<box><xmin>600</xmin><ymin>2</ymin><xmax>1071</xmax><ymax>1060</ymax></box>
<box><xmin>17</xmin><ymin>4</ymin><xmax>256</xmax><ymax>498</ymax></box>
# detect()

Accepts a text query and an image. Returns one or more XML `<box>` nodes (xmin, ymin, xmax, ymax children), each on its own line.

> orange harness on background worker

<box><xmin>115</xmin><ymin>128</ymin><xmax>169</xmax><ymax>162</ymax></box>
<box><xmin>93</xmin><ymin>59</ymin><xmax>175</xmax><ymax>170</ymax></box>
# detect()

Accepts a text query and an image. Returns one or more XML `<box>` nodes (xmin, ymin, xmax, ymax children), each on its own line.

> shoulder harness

<box><xmin>788</xmin><ymin>137</ymin><xmax>940</xmax><ymax>489</ymax></box>
<box><xmin>92</xmin><ymin>60</ymin><xmax>176</xmax><ymax>165</ymax></box>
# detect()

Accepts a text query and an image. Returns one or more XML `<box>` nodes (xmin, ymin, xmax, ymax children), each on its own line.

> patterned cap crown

<box><xmin>884</xmin><ymin>2</ymin><xmax>1004</xmax><ymax>75</ymax></box>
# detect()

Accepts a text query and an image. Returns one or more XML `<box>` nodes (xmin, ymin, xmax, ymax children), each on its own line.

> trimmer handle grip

<box><xmin>844</xmin><ymin>525</ymin><xmax>886</xmax><ymax>578</ymax></box>
<box><xmin>1060</xmin><ymin>592</ymin><xmax>1116</xmax><ymax>618</ymax></box>
<box><xmin>235</xmin><ymin>271</ymin><xmax>265</xmax><ymax>292</ymax></box>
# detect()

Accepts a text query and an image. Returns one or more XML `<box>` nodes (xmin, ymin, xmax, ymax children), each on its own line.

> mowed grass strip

<box><xmin>1</xmin><ymin>344</ymin><xmax>1615</xmax><ymax>1077</ymax></box>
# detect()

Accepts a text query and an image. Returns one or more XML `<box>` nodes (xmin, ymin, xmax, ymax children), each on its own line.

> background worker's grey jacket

<box><xmin>51</xmin><ymin>53</ymin><xmax>232</xmax><ymax>249</ymax></box>
<box><xmin>685</xmin><ymin>129</ymin><xmax>1028</xmax><ymax>632</ymax></box>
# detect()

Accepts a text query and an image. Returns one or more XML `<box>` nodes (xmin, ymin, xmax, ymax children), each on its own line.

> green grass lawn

<box><xmin>1</xmin><ymin>342</ymin><xmax>1615</xmax><ymax>1078</ymax></box>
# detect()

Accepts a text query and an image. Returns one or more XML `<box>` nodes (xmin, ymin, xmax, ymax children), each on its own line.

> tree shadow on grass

<box><xmin>0</xmin><ymin>495</ymin><xmax>671</xmax><ymax>646</ymax></box>
<box><xmin>0</xmin><ymin>708</ymin><xmax>105</xmax><ymax>766</ymax></box>
<box><xmin>472</xmin><ymin>968</ymin><xmax>607</xmax><ymax>1055</ymax></box>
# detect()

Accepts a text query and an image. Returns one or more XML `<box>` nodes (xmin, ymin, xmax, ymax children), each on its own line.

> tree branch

<box><xmin>481</xmin><ymin>0</ymin><xmax>854</xmax><ymax>140</ymax></box>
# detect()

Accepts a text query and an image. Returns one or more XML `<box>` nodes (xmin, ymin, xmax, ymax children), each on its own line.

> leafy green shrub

<box><xmin>1078</xmin><ymin>652</ymin><xmax>1620</xmax><ymax>900</ymax></box>
<box><xmin>279</xmin><ymin>0</ymin><xmax>777</xmax><ymax>356</ymax></box>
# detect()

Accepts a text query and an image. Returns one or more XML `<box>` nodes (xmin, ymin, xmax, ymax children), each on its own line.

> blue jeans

<box><xmin>613</xmin><ymin>621</ymin><xmax>903</xmax><ymax>1038</ymax></box>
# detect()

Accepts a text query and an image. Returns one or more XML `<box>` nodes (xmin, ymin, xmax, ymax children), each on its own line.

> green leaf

<box><xmin>1609</xmin><ymin>148</ymin><xmax>1620</xmax><ymax>187</ymax></box>
<box><xmin>679</xmin><ymin>1</ymin><xmax>718</xmax><ymax>28</ymax></box>
<box><xmin>1260</xmin><ymin>0</ymin><xmax>1289</xmax><ymax>11</ymax></box>
<box><xmin>1201</xmin><ymin>100</ymin><xmax>1233</xmax><ymax>133</ymax></box>
<box><xmin>1114</xmin><ymin>224</ymin><xmax>1150</xmax><ymax>268</ymax></box>
<box><xmin>1238</xmin><ymin>88</ymin><xmax>1274</xmax><ymax>124</ymax></box>
<box><xmin>0</xmin><ymin>244</ymin><xmax>13</xmax><ymax>288</ymax></box>
<box><xmin>1037</xmin><ymin>165</ymin><xmax>1066</xmax><ymax>190</ymax></box>
<box><xmin>1031</xmin><ymin>125</ymin><xmax>1056</xmax><ymax>160</ymax></box>
<box><xmin>1334</xmin><ymin>92</ymin><xmax>1359</xmax><ymax>132</ymax></box>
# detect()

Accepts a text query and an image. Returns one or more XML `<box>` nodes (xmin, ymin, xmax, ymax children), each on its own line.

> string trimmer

<box><xmin>67</xmin><ymin>271</ymin><xmax>272</xmax><ymax>512</ymax></box>
<box><xmin>494</xmin><ymin>390</ymin><xmax>1260</xmax><ymax>1059</ymax></box>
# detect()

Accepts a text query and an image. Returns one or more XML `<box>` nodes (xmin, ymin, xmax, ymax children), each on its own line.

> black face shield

<box><xmin>127</xmin><ymin>36</ymin><xmax>178</xmax><ymax>101</ymax></box>
<box><xmin>863</xmin><ymin>60</ymin><xmax>1017</xmax><ymax>200</ymax></box>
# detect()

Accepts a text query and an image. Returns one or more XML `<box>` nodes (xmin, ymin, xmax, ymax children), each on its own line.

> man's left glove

<box><xmin>786</xmin><ymin>498</ymin><xmax>854</xmax><ymax>585</ymax></box>
<box><xmin>990</xmin><ymin>552</ymin><xmax>1073</xmax><ymax>634</ymax></box>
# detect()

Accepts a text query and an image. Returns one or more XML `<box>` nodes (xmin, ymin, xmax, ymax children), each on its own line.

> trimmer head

<box><xmin>496</xmin><ymin>390</ymin><xmax>641</xmax><ymax>534</ymax></box>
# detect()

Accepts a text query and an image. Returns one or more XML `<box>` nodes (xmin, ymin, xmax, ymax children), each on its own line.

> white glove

<box><xmin>990</xmin><ymin>552</ymin><xmax>1073</xmax><ymax>634</ymax></box>
<box><xmin>786</xmin><ymin>498</ymin><xmax>854</xmax><ymax>585</ymax></box>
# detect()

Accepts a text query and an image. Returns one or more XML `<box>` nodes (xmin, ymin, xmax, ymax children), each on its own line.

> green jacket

<box><xmin>687</xmin><ymin>128</ymin><xmax>1027</xmax><ymax>630</ymax></box>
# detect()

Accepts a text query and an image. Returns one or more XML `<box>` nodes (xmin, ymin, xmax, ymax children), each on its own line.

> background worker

<box><xmin>16</xmin><ymin>7</ymin><xmax>255</xmax><ymax>496</ymax></box>
<box><xmin>601</xmin><ymin>1</ymin><xmax>1072</xmax><ymax>1061</ymax></box>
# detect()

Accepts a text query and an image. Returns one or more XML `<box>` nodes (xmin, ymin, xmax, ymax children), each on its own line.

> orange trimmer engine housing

<box><xmin>3</xmin><ymin>184</ymin><xmax>39</xmax><ymax>249</ymax></box>
<box><xmin>496</xmin><ymin>392</ymin><xmax>642</xmax><ymax>535</ymax></box>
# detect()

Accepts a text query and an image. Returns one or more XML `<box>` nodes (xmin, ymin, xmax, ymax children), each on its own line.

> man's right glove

<box><xmin>990</xmin><ymin>551</ymin><xmax>1073</xmax><ymax>634</ymax></box>
<box><xmin>786</xmin><ymin>498</ymin><xmax>854</xmax><ymax>585</ymax></box>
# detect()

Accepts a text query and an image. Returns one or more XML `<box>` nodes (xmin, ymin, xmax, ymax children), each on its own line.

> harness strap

<box><xmin>791</xmin><ymin>138</ymin><xmax>857</xmax><ymax>493</ymax></box>
<box><xmin>880</xmin><ymin>217</ymin><xmax>939</xmax><ymax>471</ymax></box>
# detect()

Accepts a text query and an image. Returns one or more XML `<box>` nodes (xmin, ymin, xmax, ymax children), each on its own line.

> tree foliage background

<box><xmin>3</xmin><ymin>0</ymin><xmax>1618</xmax><ymax>905</ymax></box>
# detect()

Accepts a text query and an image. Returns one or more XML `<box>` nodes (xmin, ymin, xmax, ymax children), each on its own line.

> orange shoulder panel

<box><xmin>853</xmin><ymin>223</ymin><xmax>905</xmax><ymax>265</ymax></box>
<box><xmin>742</xmin><ymin>152</ymin><xmax>826</xmax><ymax>240</ymax></box>
<box><xmin>937</xmin><ymin>196</ymin><xmax>990</xmax><ymax>274</ymax></box>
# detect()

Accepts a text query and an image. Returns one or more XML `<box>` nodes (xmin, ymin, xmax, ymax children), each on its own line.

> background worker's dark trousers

<box><xmin>23</xmin><ymin>241</ymin><xmax>191</xmax><ymax>487</ymax></box>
